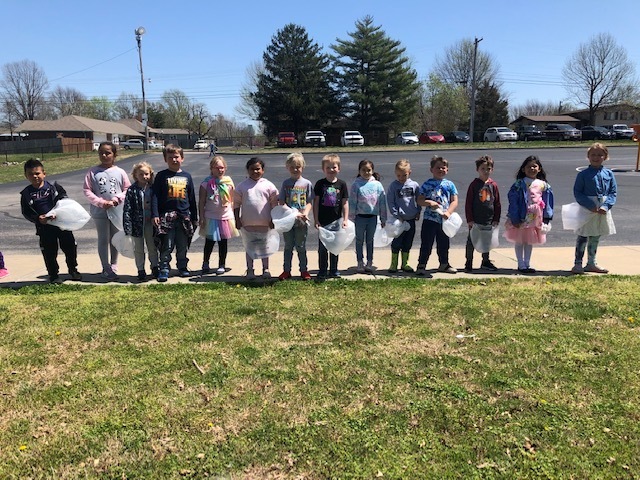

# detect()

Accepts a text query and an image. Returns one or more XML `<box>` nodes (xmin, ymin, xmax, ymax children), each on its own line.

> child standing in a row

<box><xmin>199</xmin><ymin>155</ymin><xmax>238</xmax><ymax>275</ymax></box>
<box><xmin>387</xmin><ymin>159</ymin><xmax>420</xmax><ymax>273</ymax></box>
<box><xmin>349</xmin><ymin>159</ymin><xmax>387</xmax><ymax>273</ymax></box>
<box><xmin>504</xmin><ymin>155</ymin><xmax>553</xmax><ymax>273</ymax></box>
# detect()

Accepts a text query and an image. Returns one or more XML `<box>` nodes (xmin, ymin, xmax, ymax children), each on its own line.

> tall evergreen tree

<box><xmin>252</xmin><ymin>24</ymin><xmax>340</xmax><ymax>136</ymax></box>
<box><xmin>473</xmin><ymin>82</ymin><xmax>509</xmax><ymax>140</ymax></box>
<box><xmin>332</xmin><ymin>16</ymin><xmax>419</xmax><ymax>133</ymax></box>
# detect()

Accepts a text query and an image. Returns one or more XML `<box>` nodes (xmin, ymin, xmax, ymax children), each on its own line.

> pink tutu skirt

<box><xmin>503</xmin><ymin>203</ymin><xmax>546</xmax><ymax>245</ymax></box>
<box><xmin>203</xmin><ymin>218</ymin><xmax>239</xmax><ymax>241</ymax></box>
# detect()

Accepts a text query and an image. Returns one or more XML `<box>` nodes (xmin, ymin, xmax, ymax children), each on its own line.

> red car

<box><xmin>276</xmin><ymin>132</ymin><xmax>298</xmax><ymax>147</ymax></box>
<box><xmin>419</xmin><ymin>131</ymin><xmax>445</xmax><ymax>144</ymax></box>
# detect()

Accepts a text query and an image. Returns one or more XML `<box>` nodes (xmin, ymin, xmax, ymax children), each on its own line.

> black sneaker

<box><xmin>151</xmin><ymin>266</ymin><xmax>160</xmax><ymax>279</ymax></box>
<box><xmin>481</xmin><ymin>261</ymin><xmax>498</xmax><ymax>271</ymax></box>
<box><xmin>69</xmin><ymin>270</ymin><xmax>82</xmax><ymax>281</ymax></box>
<box><xmin>464</xmin><ymin>262</ymin><xmax>473</xmax><ymax>273</ymax></box>
<box><xmin>49</xmin><ymin>275</ymin><xmax>63</xmax><ymax>284</ymax></box>
<box><xmin>137</xmin><ymin>270</ymin><xmax>147</xmax><ymax>281</ymax></box>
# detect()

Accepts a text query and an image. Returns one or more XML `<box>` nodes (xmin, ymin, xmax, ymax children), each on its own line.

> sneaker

<box><xmin>49</xmin><ymin>275</ymin><xmax>63</xmax><ymax>284</ymax></box>
<box><xmin>571</xmin><ymin>265</ymin><xmax>585</xmax><ymax>275</ymax></box>
<box><xmin>329</xmin><ymin>270</ymin><xmax>341</xmax><ymax>278</ymax></box>
<box><xmin>137</xmin><ymin>270</ymin><xmax>147</xmax><ymax>281</ymax></box>
<box><xmin>364</xmin><ymin>263</ymin><xmax>374</xmax><ymax>273</ymax></box>
<box><xmin>201</xmin><ymin>263</ymin><xmax>210</xmax><ymax>274</ymax></box>
<box><xmin>401</xmin><ymin>264</ymin><xmax>414</xmax><ymax>273</ymax></box>
<box><xmin>388</xmin><ymin>266</ymin><xmax>398</xmax><ymax>273</ymax></box>
<box><xmin>317</xmin><ymin>271</ymin><xmax>327</xmax><ymax>280</ymax></box>
<box><xmin>464</xmin><ymin>262</ymin><xmax>473</xmax><ymax>273</ymax></box>
<box><xmin>110</xmin><ymin>264</ymin><xmax>118</xmax><ymax>274</ymax></box>
<box><xmin>585</xmin><ymin>264</ymin><xmax>609</xmax><ymax>274</ymax></box>
<box><xmin>301</xmin><ymin>271</ymin><xmax>312</xmax><ymax>281</ymax></box>
<box><xmin>518</xmin><ymin>267</ymin><xmax>536</xmax><ymax>274</ymax></box>
<box><xmin>179</xmin><ymin>269</ymin><xmax>191</xmax><ymax>278</ymax></box>
<box><xmin>0</xmin><ymin>268</ymin><xmax>8</xmax><ymax>278</ymax></box>
<box><xmin>151</xmin><ymin>266</ymin><xmax>159</xmax><ymax>279</ymax></box>
<box><xmin>481</xmin><ymin>261</ymin><xmax>498</xmax><ymax>271</ymax></box>
<box><xmin>216</xmin><ymin>266</ymin><xmax>226</xmax><ymax>275</ymax></box>
<box><xmin>438</xmin><ymin>264</ymin><xmax>457</xmax><ymax>274</ymax></box>
<box><xmin>416</xmin><ymin>265</ymin><xmax>427</xmax><ymax>276</ymax></box>
<box><xmin>69</xmin><ymin>270</ymin><xmax>82</xmax><ymax>281</ymax></box>
<box><xmin>102</xmin><ymin>267</ymin><xmax>119</xmax><ymax>281</ymax></box>
<box><xmin>157</xmin><ymin>269</ymin><xmax>169</xmax><ymax>282</ymax></box>
<box><xmin>262</xmin><ymin>270</ymin><xmax>271</xmax><ymax>279</ymax></box>
<box><xmin>245</xmin><ymin>269</ymin><xmax>256</xmax><ymax>280</ymax></box>
<box><xmin>356</xmin><ymin>262</ymin><xmax>365</xmax><ymax>274</ymax></box>
<box><xmin>278</xmin><ymin>271</ymin><xmax>292</xmax><ymax>280</ymax></box>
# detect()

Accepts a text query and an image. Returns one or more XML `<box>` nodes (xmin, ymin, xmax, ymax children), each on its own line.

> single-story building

<box><xmin>563</xmin><ymin>103</ymin><xmax>640</xmax><ymax>128</ymax></box>
<box><xmin>17</xmin><ymin>115</ymin><xmax>143</xmax><ymax>143</ymax></box>
<box><xmin>511</xmin><ymin>115</ymin><xmax>580</xmax><ymax>130</ymax></box>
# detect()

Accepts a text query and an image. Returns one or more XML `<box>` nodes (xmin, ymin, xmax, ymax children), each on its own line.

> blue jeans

<box><xmin>283</xmin><ymin>223</ymin><xmax>308</xmax><ymax>272</ymax></box>
<box><xmin>418</xmin><ymin>219</ymin><xmax>449</xmax><ymax>266</ymax></box>
<box><xmin>355</xmin><ymin>215</ymin><xmax>377</xmax><ymax>264</ymax></box>
<box><xmin>159</xmin><ymin>225</ymin><xmax>189</xmax><ymax>272</ymax></box>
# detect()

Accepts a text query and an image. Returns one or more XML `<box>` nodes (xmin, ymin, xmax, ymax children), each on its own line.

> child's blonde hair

<box><xmin>395</xmin><ymin>159</ymin><xmax>411</xmax><ymax>172</ymax></box>
<box><xmin>131</xmin><ymin>161</ymin><xmax>154</xmax><ymax>182</ymax></box>
<box><xmin>587</xmin><ymin>142</ymin><xmax>609</xmax><ymax>160</ymax></box>
<box><xmin>210</xmin><ymin>155</ymin><xmax>227</xmax><ymax>169</ymax></box>
<box><xmin>321</xmin><ymin>153</ymin><xmax>341</xmax><ymax>169</ymax></box>
<box><xmin>286</xmin><ymin>152</ymin><xmax>305</xmax><ymax>168</ymax></box>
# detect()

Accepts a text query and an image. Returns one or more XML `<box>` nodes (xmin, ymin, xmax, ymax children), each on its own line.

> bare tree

<box><xmin>160</xmin><ymin>89</ymin><xmax>191</xmax><ymax>128</ymax></box>
<box><xmin>1</xmin><ymin>59</ymin><xmax>49</xmax><ymax>121</ymax></box>
<box><xmin>433</xmin><ymin>39</ymin><xmax>500</xmax><ymax>100</ymax></box>
<box><xmin>235</xmin><ymin>60</ymin><xmax>263</xmax><ymax>122</ymax></box>
<box><xmin>563</xmin><ymin>33</ymin><xmax>635</xmax><ymax>124</ymax></box>
<box><xmin>113</xmin><ymin>92</ymin><xmax>142</xmax><ymax>120</ymax></box>
<box><xmin>187</xmin><ymin>102</ymin><xmax>212</xmax><ymax>137</ymax></box>
<box><xmin>510</xmin><ymin>100</ymin><xmax>569</xmax><ymax>119</ymax></box>
<box><xmin>49</xmin><ymin>86</ymin><xmax>87</xmax><ymax>118</ymax></box>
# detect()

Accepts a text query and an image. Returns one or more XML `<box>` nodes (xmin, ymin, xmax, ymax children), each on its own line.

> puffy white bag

<box><xmin>111</xmin><ymin>230</ymin><xmax>135</xmax><ymax>258</ymax></box>
<box><xmin>45</xmin><ymin>198</ymin><xmax>91</xmax><ymax>231</ymax></box>
<box><xmin>106</xmin><ymin>203</ymin><xmax>124</xmax><ymax>231</ymax></box>
<box><xmin>562</xmin><ymin>203</ymin><xmax>591</xmax><ymax>231</ymax></box>
<box><xmin>318</xmin><ymin>219</ymin><xmax>356</xmax><ymax>256</ymax></box>
<box><xmin>271</xmin><ymin>205</ymin><xmax>299</xmax><ymax>233</ymax></box>
<box><xmin>470</xmin><ymin>224</ymin><xmax>499</xmax><ymax>253</ymax></box>
<box><xmin>241</xmin><ymin>228</ymin><xmax>280</xmax><ymax>259</ymax></box>
<box><xmin>384</xmin><ymin>217</ymin><xmax>410</xmax><ymax>238</ymax></box>
<box><xmin>373</xmin><ymin>222</ymin><xmax>393</xmax><ymax>247</ymax></box>
<box><xmin>442</xmin><ymin>212</ymin><xmax>463</xmax><ymax>238</ymax></box>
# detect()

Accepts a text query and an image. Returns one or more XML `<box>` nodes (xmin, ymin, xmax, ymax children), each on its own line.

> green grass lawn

<box><xmin>1</xmin><ymin>277</ymin><xmax>639</xmax><ymax>478</ymax></box>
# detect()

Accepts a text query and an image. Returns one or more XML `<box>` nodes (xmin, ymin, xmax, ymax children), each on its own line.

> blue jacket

<box><xmin>507</xmin><ymin>178</ymin><xmax>554</xmax><ymax>224</ymax></box>
<box><xmin>573</xmin><ymin>166</ymin><xmax>616</xmax><ymax>211</ymax></box>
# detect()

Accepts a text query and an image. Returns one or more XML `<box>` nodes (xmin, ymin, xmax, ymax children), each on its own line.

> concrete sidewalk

<box><xmin>2</xmin><ymin>245</ymin><xmax>640</xmax><ymax>287</ymax></box>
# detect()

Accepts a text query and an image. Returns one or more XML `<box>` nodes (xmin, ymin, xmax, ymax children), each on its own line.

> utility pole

<box><xmin>469</xmin><ymin>37</ymin><xmax>482</xmax><ymax>143</ymax></box>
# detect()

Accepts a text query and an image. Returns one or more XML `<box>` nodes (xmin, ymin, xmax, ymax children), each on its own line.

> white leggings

<box><xmin>514</xmin><ymin>243</ymin><xmax>533</xmax><ymax>269</ymax></box>
<box><xmin>94</xmin><ymin>217</ymin><xmax>119</xmax><ymax>270</ymax></box>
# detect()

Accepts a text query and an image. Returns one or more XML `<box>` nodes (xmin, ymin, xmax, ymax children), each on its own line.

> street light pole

<box><xmin>135</xmin><ymin>26</ymin><xmax>148</xmax><ymax>152</ymax></box>
<box><xmin>469</xmin><ymin>37</ymin><xmax>482</xmax><ymax>143</ymax></box>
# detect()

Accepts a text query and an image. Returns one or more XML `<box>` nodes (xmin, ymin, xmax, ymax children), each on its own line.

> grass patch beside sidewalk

<box><xmin>1</xmin><ymin>277</ymin><xmax>639</xmax><ymax>478</ymax></box>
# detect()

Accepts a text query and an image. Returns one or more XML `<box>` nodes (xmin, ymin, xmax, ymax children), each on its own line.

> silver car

<box><xmin>341</xmin><ymin>130</ymin><xmax>364</xmax><ymax>146</ymax></box>
<box><xmin>484</xmin><ymin>127</ymin><xmax>518</xmax><ymax>142</ymax></box>
<box><xmin>395</xmin><ymin>131</ymin><xmax>419</xmax><ymax>145</ymax></box>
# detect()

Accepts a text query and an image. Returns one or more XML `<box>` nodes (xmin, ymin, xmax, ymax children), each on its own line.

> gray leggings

<box><xmin>94</xmin><ymin>217</ymin><xmax>119</xmax><ymax>270</ymax></box>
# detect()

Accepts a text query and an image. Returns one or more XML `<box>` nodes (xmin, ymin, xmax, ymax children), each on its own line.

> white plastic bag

<box><xmin>442</xmin><ymin>212</ymin><xmax>462</xmax><ymax>238</ymax></box>
<box><xmin>384</xmin><ymin>218</ymin><xmax>410</xmax><ymax>238</ymax></box>
<box><xmin>241</xmin><ymin>228</ymin><xmax>280</xmax><ymax>259</ymax></box>
<box><xmin>373</xmin><ymin>223</ymin><xmax>393</xmax><ymax>247</ymax></box>
<box><xmin>470</xmin><ymin>224</ymin><xmax>499</xmax><ymax>253</ymax></box>
<box><xmin>111</xmin><ymin>230</ymin><xmax>135</xmax><ymax>258</ymax></box>
<box><xmin>562</xmin><ymin>203</ymin><xmax>591</xmax><ymax>231</ymax></box>
<box><xmin>106</xmin><ymin>203</ymin><xmax>124</xmax><ymax>231</ymax></box>
<box><xmin>271</xmin><ymin>205</ymin><xmax>299</xmax><ymax>233</ymax></box>
<box><xmin>45</xmin><ymin>198</ymin><xmax>91</xmax><ymax>231</ymax></box>
<box><xmin>318</xmin><ymin>219</ymin><xmax>356</xmax><ymax>256</ymax></box>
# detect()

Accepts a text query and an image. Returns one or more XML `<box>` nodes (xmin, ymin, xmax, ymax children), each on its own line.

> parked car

<box><xmin>277</xmin><ymin>132</ymin><xmax>298</xmax><ymax>147</ymax></box>
<box><xmin>515</xmin><ymin>125</ymin><xmax>546</xmax><ymax>142</ymax></box>
<box><xmin>544</xmin><ymin>124</ymin><xmax>582</xmax><ymax>141</ymax></box>
<box><xmin>304</xmin><ymin>130</ymin><xmax>326</xmax><ymax>147</ymax></box>
<box><xmin>147</xmin><ymin>140</ymin><xmax>162</xmax><ymax>149</ymax></box>
<box><xmin>419</xmin><ymin>131</ymin><xmax>445</xmax><ymax>144</ymax></box>
<box><xmin>483</xmin><ymin>127</ymin><xmax>518</xmax><ymax>142</ymax></box>
<box><xmin>395</xmin><ymin>131</ymin><xmax>419</xmax><ymax>145</ymax></box>
<box><xmin>120</xmin><ymin>139</ymin><xmax>145</xmax><ymax>149</ymax></box>
<box><xmin>341</xmin><ymin>130</ymin><xmax>365</xmax><ymax>146</ymax></box>
<box><xmin>193</xmin><ymin>140</ymin><xmax>209</xmax><ymax>150</ymax></box>
<box><xmin>443</xmin><ymin>131</ymin><xmax>470</xmax><ymax>143</ymax></box>
<box><xmin>580</xmin><ymin>126</ymin><xmax>614</xmax><ymax>141</ymax></box>
<box><xmin>606</xmin><ymin>124</ymin><xmax>634</xmax><ymax>139</ymax></box>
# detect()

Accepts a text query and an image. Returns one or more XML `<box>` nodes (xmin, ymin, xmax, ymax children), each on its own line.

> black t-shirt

<box><xmin>314</xmin><ymin>178</ymin><xmax>348</xmax><ymax>226</ymax></box>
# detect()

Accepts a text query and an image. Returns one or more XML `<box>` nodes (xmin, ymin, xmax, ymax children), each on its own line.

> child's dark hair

<box><xmin>24</xmin><ymin>158</ymin><xmax>44</xmax><ymax>173</ymax></box>
<box><xmin>475</xmin><ymin>155</ymin><xmax>494</xmax><ymax>169</ymax></box>
<box><xmin>430</xmin><ymin>155</ymin><xmax>448</xmax><ymax>168</ymax></box>
<box><xmin>99</xmin><ymin>141</ymin><xmax>117</xmax><ymax>154</ymax></box>
<box><xmin>357</xmin><ymin>159</ymin><xmax>381</xmax><ymax>181</ymax></box>
<box><xmin>246</xmin><ymin>157</ymin><xmax>265</xmax><ymax>170</ymax></box>
<box><xmin>163</xmin><ymin>143</ymin><xmax>183</xmax><ymax>158</ymax></box>
<box><xmin>516</xmin><ymin>155</ymin><xmax>547</xmax><ymax>181</ymax></box>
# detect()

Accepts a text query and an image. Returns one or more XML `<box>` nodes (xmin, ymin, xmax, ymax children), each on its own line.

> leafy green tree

<box><xmin>146</xmin><ymin>103</ymin><xmax>164</xmax><ymax>129</ymax></box>
<box><xmin>252</xmin><ymin>24</ymin><xmax>340</xmax><ymax>136</ymax></box>
<box><xmin>473</xmin><ymin>82</ymin><xmax>509</xmax><ymax>140</ymax></box>
<box><xmin>418</xmin><ymin>74</ymin><xmax>469</xmax><ymax>133</ymax></box>
<box><xmin>161</xmin><ymin>89</ymin><xmax>191</xmax><ymax>128</ymax></box>
<box><xmin>332</xmin><ymin>16</ymin><xmax>419</xmax><ymax>133</ymax></box>
<box><xmin>83</xmin><ymin>96</ymin><xmax>113</xmax><ymax>121</ymax></box>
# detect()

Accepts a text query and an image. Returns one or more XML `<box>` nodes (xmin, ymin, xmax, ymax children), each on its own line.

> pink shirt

<box><xmin>234</xmin><ymin>177</ymin><xmax>278</xmax><ymax>227</ymax></box>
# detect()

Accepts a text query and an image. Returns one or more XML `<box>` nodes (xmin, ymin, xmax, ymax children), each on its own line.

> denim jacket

<box><xmin>506</xmin><ymin>178</ymin><xmax>554</xmax><ymax>224</ymax></box>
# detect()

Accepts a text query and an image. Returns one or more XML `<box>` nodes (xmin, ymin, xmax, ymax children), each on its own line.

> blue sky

<box><xmin>6</xmin><ymin>0</ymin><xmax>639</xmax><ymax>123</ymax></box>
